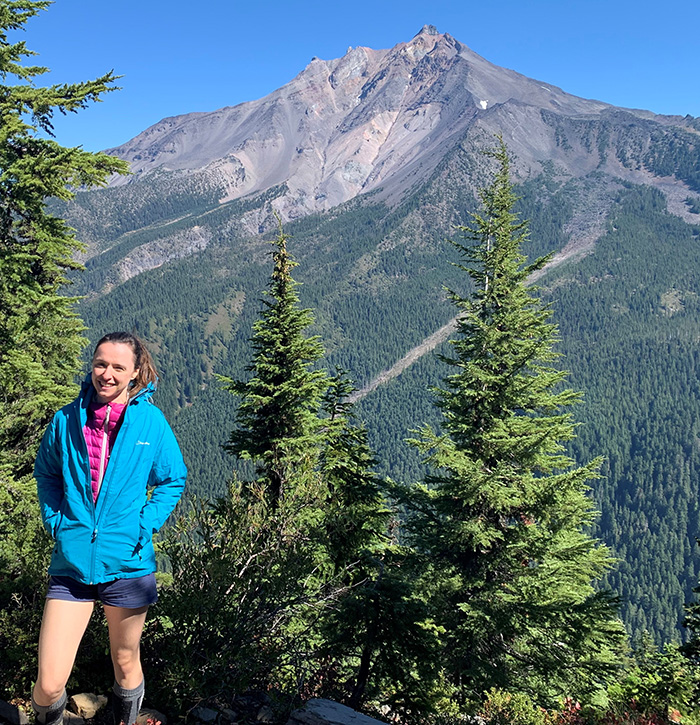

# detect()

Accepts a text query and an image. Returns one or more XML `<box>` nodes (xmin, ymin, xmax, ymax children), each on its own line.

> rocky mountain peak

<box><xmin>415</xmin><ymin>24</ymin><xmax>440</xmax><ymax>37</ymax></box>
<box><xmin>106</xmin><ymin>27</ymin><xmax>686</xmax><ymax>221</ymax></box>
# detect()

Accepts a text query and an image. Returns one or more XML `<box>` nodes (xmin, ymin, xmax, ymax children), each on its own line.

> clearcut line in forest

<box><xmin>348</xmin><ymin>238</ymin><xmax>593</xmax><ymax>403</ymax></box>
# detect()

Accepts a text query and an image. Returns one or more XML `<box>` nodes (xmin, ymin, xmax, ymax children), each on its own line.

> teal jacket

<box><xmin>35</xmin><ymin>377</ymin><xmax>187</xmax><ymax>585</ymax></box>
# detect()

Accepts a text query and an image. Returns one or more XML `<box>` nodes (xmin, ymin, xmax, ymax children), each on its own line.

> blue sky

<box><xmin>20</xmin><ymin>0</ymin><xmax>700</xmax><ymax>152</ymax></box>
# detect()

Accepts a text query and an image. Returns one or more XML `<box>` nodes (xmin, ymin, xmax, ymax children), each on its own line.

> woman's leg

<box><xmin>104</xmin><ymin>605</ymin><xmax>148</xmax><ymax>725</ymax></box>
<box><xmin>103</xmin><ymin>605</ymin><xmax>148</xmax><ymax>688</ymax></box>
<box><xmin>34</xmin><ymin>598</ymin><xmax>95</xmax><ymax>706</ymax></box>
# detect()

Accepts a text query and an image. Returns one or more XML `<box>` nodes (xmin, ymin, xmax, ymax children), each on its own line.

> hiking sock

<box><xmin>112</xmin><ymin>679</ymin><xmax>144</xmax><ymax>725</ymax></box>
<box><xmin>32</xmin><ymin>689</ymin><xmax>67</xmax><ymax>725</ymax></box>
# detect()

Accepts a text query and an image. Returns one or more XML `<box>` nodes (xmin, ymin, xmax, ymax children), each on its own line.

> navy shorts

<box><xmin>46</xmin><ymin>573</ymin><xmax>158</xmax><ymax>608</ymax></box>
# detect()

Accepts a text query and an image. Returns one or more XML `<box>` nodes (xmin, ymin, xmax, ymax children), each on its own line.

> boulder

<box><xmin>68</xmin><ymin>694</ymin><xmax>107</xmax><ymax>720</ymax></box>
<box><xmin>286</xmin><ymin>700</ymin><xmax>385</xmax><ymax>725</ymax></box>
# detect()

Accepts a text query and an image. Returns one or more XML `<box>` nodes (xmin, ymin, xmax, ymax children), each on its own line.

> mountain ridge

<box><xmin>106</xmin><ymin>25</ymin><xmax>689</xmax><ymax>220</ymax></box>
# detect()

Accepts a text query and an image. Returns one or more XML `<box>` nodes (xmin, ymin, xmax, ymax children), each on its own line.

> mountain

<box><xmin>107</xmin><ymin>24</ymin><xmax>696</xmax><ymax>205</ymax></box>
<box><xmin>108</xmin><ymin>25</ymin><xmax>616</xmax><ymax>208</ymax></box>
<box><xmin>57</xmin><ymin>27</ymin><xmax>700</xmax><ymax>644</ymax></box>
<box><xmin>61</xmin><ymin>25</ymin><xmax>700</xmax><ymax>288</ymax></box>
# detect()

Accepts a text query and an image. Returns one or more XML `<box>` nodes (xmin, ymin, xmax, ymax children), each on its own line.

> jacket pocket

<box><xmin>51</xmin><ymin>503</ymin><xmax>66</xmax><ymax>540</ymax></box>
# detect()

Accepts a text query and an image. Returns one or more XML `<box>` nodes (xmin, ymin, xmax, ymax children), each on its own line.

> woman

<box><xmin>33</xmin><ymin>332</ymin><xmax>187</xmax><ymax>725</ymax></box>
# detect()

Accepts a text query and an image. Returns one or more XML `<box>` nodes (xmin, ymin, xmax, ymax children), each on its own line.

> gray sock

<box><xmin>32</xmin><ymin>690</ymin><xmax>67</xmax><ymax>725</ymax></box>
<box><xmin>112</xmin><ymin>679</ymin><xmax>144</xmax><ymax>725</ymax></box>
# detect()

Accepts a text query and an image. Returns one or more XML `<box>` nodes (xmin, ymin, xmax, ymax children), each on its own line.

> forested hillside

<box><xmin>549</xmin><ymin>185</ymin><xmax>700</xmax><ymax>638</ymax></box>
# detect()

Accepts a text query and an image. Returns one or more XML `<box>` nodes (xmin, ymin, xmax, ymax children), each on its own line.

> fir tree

<box><xmin>153</xmin><ymin>236</ymin><xmax>406</xmax><ymax>711</ymax></box>
<box><xmin>0</xmin><ymin>0</ymin><xmax>128</xmax><ymax>477</ymax></box>
<box><xmin>404</xmin><ymin>139</ymin><xmax>624</xmax><ymax>706</ymax></box>
<box><xmin>317</xmin><ymin>372</ymin><xmax>391</xmax><ymax>707</ymax></box>
<box><xmin>220</xmin><ymin>227</ymin><xmax>328</xmax><ymax>506</ymax></box>
<box><xmin>157</xmin><ymin>228</ymin><xmax>336</xmax><ymax>705</ymax></box>
<box><xmin>319</xmin><ymin>371</ymin><xmax>390</xmax><ymax>574</ymax></box>
<box><xmin>0</xmin><ymin>0</ymin><xmax>128</xmax><ymax>696</ymax></box>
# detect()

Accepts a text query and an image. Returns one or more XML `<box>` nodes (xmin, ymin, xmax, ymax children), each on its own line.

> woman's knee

<box><xmin>104</xmin><ymin>605</ymin><xmax>147</xmax><ymax>680</ymax></box>
<box><xmin>111</xmin><ymin>643</ymin><xmax>141</xmax><ymax>676</ymax></box>
<box><xmin>33</xmin><ymin>679</ymin><xmax>67</xmax><ymax>707</ymax></box>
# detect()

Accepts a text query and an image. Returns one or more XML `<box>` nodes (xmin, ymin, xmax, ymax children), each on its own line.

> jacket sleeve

<box><xmin>139</xmin><ymin>421</ymin><xmax>187</xmax><ymax>544</ymax></box>
<box><xmin>34</xmin><ymin>416</ymin><xmax>64</xmax><ymax>539</ymax></box>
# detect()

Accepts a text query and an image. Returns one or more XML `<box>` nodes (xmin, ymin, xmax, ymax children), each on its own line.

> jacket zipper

<box><xmin>77</xmin><ymin>397</ymin><xmax>98</xmax><ymax>584</ymax></box>
<box><xmin>91</xmin><ymin>397</ymin><xmax>134</xmax><ymax>583</ymax></box>
<box><xmin>88</xmin><ymin>404</ymin><xmax>112</xmax><ymax>582</ymax></box>
<box><xmin>97</xmin><ymin>404</ymin><xmax>111</xmax><ymax>496</ymax></box>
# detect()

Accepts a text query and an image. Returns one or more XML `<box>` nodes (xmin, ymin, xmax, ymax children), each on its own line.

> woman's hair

<box><xmin>92</xmin><ymin>331</ymin><xmax>158</xmax><ymax>398</ymax></box>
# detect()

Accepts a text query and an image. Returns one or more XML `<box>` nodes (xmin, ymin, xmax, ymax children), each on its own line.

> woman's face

<box><xmin>92</xmin><ymin>342</ymin><xmax>139</xmax><ymax>404</ymax></box>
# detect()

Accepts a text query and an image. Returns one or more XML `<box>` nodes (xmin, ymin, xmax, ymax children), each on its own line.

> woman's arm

<box><xmin>138</xmin><ymin>423</ymin><xmax>187</xmax><ymax>545</ymax></box>
<box><xmin>34</xmin><ymin>417</ymin><xmax>64</xmax><ymax>538</ymax></box>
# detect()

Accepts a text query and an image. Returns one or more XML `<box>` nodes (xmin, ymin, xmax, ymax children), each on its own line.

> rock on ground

<box><xmin>286</xmin><ymin>700</ymin><xmax>385</xmax><ymax>725</ymax></box>
<box><xmin>68</xmin><ymin>694</ymin><xmax>108</xmax><ymax>720</ymax></box>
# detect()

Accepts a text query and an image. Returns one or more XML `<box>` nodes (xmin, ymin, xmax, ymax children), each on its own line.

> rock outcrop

<box><xmin>286</xmin><ymin>700</ymin><xmax>385</xmax><ymax>725</ymax></box>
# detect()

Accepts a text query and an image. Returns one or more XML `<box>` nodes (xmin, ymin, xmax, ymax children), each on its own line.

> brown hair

<box><xmin>92</xmin><ymin>331</ymin><xmax>158</xmax><ymax>398</ymax></box>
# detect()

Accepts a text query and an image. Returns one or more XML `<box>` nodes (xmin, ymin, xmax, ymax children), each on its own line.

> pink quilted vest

<box><xmin>83</xmin><ymin>401</ymin><xmax>127</xmax><ymax>503</ymax></box>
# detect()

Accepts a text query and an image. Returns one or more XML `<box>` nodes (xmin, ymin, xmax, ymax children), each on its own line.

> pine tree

<box><xmin>319</xmin><ymin>371</ymin><xmax>391</xmax><ymax>574</ymax></box>
<box><xmin>220</xmin><ymin>227</ymin><xmax>328</xmax><ymax>506</ymax></box>
<box><xmin>0</xmin><ymin>0</ymin><xmax>128</xmax><ymax>477</ymax></box>
<box><xmin>0</xmin><ymin>0</ymin><xmax>128</xmax><ymax>695</ymax></box>
<box><xmin>316</xmin><ymin>372</ymin><xmax>391</xmax><ymax>707</ymax></box>
<box><xmin>404</xmin><ymin>139</ymin><xmax>624</xmax><ymax>707</ymax></box>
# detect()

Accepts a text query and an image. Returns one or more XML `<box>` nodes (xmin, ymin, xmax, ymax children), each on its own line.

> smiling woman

<box><xmin>33</xmin><ymin>332</ymin><xmax>186</xmax><ymax>725</ymax></box>
<box><xmin>91</xmin><ymin>342</ymin><xmax>139</xmax><ymax>405</ymax></box>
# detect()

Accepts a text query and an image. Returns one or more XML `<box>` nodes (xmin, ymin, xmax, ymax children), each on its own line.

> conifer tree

<box><xmin>316</xmin><ymin>372</ymin><xmax>391</xmax><ymax>705</ymax></box>
<box><xmin>319</xmin><ymin>372</ymin><xmax>390</xmax><ymax>573</ymax></box>
<box><xmin>156</xmin><ymin>229</ymin><xmax>335</xmax><ymax>704</ymax></box>
<box><xmin>404</xmin><ymin>139</ymin><xmax>624</xmax><ymax>706</ymax></box>
<box><xmin>220</xmin><ymin>227</ymin><xmax>328</xmax><ymax>506</ymax></box>
<box><xmin>155</xmin><ymin>235</ymin><xmax>412</xmax><ymax>711</ymax></box>
<box><xmin>0</xmin><ymin>0</ymin><xmax>128</xmax><ymax>695</ymax></box>
<box><xmin>0</xmin><ymin>0</ymin><xmax>127</xmax><ymax>477</ymax></box>
<box><xmin>315</xmin><ymin>373</ymin><xmax>448</xmax><ymax>716</ymax></box>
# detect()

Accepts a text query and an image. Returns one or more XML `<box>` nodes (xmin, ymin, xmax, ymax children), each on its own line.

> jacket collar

<box><xmin>79</xmin><ymin>374</ymin><xmax>156</xmax><ymax>409</ymax></box>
